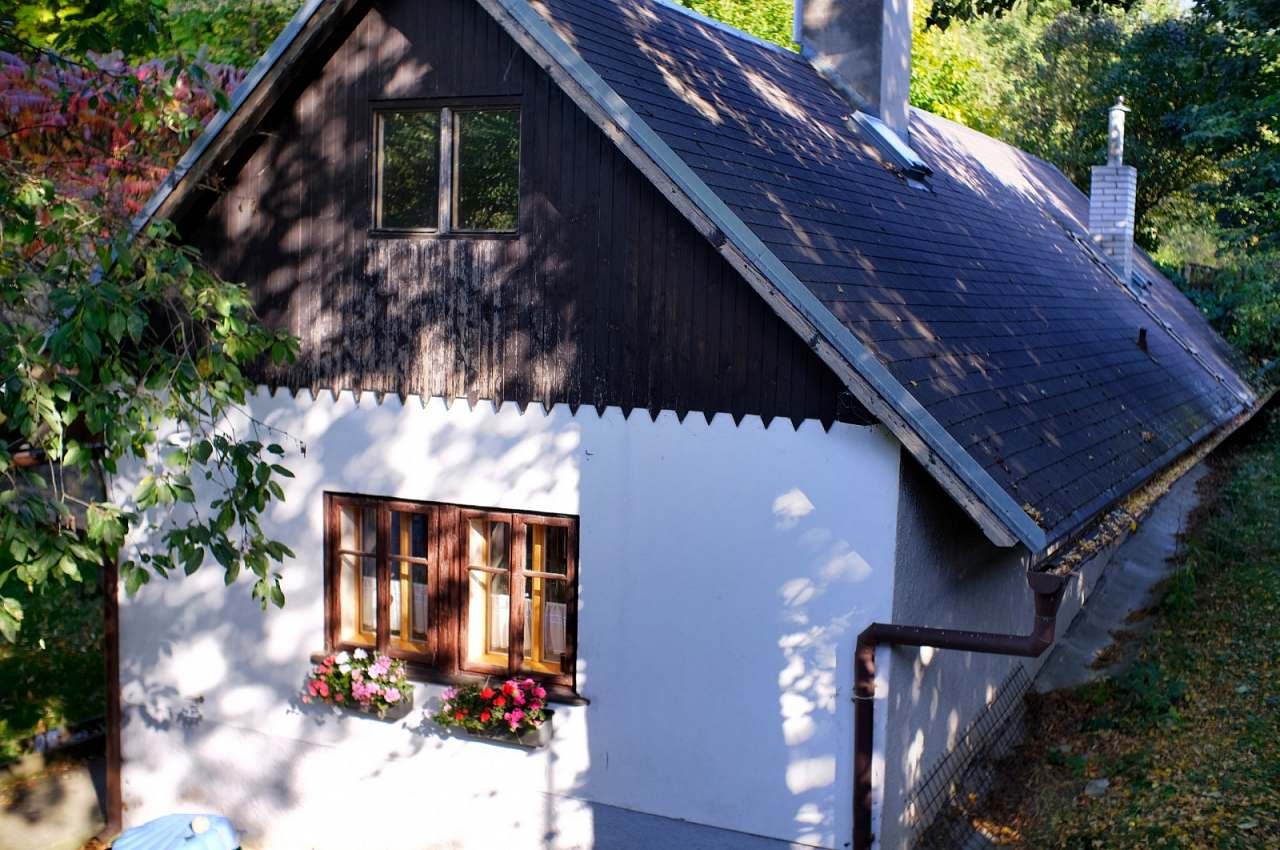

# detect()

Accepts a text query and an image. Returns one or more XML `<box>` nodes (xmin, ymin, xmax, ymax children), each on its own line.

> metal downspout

<box><xmin>852</xmin><ymin>570</ymin><xmax>1069</xmax><ymax>850</ymax></box>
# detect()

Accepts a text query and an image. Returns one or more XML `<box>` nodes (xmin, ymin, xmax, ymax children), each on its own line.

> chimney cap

<box><xmin>1107</xmin><ymin>95</ymin><xmax>1130</xmax><ymax>166</ymax></box>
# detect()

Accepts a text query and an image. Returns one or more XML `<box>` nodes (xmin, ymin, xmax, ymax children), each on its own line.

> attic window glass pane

<box><xmin>454</xmin><ymin>109</ymin><xmax>519</xmax><ymax>231</ymax></box>
<box><xmin>377</xmin><ymin>110</ymin><xmax>440</xmax><ymax>230</ymax></box>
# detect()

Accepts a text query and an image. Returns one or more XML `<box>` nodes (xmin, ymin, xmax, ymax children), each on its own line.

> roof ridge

<box><xmin>1057</xmin><ymin>222</ymin><xmax>1253</xmax><ymax>407</ymax></box>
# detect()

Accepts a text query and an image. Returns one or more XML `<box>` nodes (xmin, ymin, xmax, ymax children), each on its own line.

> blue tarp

<box><xmin>113</xmin><ymin>814</ymin><xmax>238</xmax><ymax>850</ymax></box>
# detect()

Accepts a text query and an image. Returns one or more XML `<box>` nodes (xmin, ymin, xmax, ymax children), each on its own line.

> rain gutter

<box><xmin>852</xmin><ymin>570</ymin><xmax>1070</xmax><ymax>850</ymax></box>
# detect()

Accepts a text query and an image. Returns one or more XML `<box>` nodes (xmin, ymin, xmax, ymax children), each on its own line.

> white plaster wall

<box><xmin>117</xmin><ymin>390</ymin><xmax>901</xmax><ymax>849</ymax></box>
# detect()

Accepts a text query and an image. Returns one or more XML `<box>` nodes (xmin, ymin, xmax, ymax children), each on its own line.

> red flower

<box><xmin>502</xmin><ymin>682</ymin><xmax>515</xmax><ymax>696</ymax></box>
<box><xmin>480</xmin><ymin>711</ymin><xmax>491</xmax><ymax>723</ymax></box>
<box><xmin>335</xmin><ymin>693</ymin><xmax>345</xmax><ymax>702</ymax></box>
<box><xmin>494</xmin><ymin>696</ymin><xmax>507</xmax><ymax>707</ymax></box>
<box><xmin>480</xmin><ymin>687</ymin><xmax>495</xmax><ymax>700</ymax></box>
<box><xmin>454</xmin><ymin>711</ymin><xmax>466</xmax><ymax>721</ymax></box>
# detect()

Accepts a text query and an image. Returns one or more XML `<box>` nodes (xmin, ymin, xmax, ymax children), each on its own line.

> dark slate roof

<box><xmin>530</xmin><ymin>0</ymin><xmax>1253</xmax><ymax>540</ymax></box>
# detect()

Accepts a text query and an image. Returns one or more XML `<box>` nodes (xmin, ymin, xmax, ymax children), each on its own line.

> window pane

<box><xmin>339</xmin><ymin>553</ymin><xmax>376</xmax><ymax>646</ymax></box>
<box><xmin>454</xmin><ymin>109</ymin><xmax>519</xmax><ymax>231</ymax></box>
<box><xmin>378</xmin><ymin>110</ymin><xmax>440</xmax><ymax>229</ymax></box>
<box><xmin>340</xmin><ymin>505</ymin><xmax>376</xmax><ymax>554</ymax></box>
<box><xmin>467</xmin><ymin>568</ymin><xmax>511</xmax><ymax>662</ymax></box>
<box><xmin>465</xmin><ymin>517</ymin><xmax>511</xmax><ymax>665</ymax></box>
<box><xmin>469</xmin><ymin>518</ymin><xmax>508</xmax><ymax>569</ymax></box>
<box><xmin>488</xmin><ymin>572</ymin><xmax>511</xmax><ymax>654</ymax></box>
<box><xmin>522</xmin><ymin>523</ymin><xmax>569</xmax><ymax>672</ymax></box>
<box><xmin>390</xmin><ymin>562</ymin><xmax>402</xmax><ymax>637</ymax></box>
<box><xmin>526</xmin><ymin>524</ymin><xmax>568</xmax><ymax>576</ymax></box>
<box><xmin>521</xmin><ymin>578</ymin><xmax>568</xmax><ymax>667</ymax></box>
<box><xmin>391</xmin><ymin>511</ymin><xmax>427</xmax><ymax>559</ymax></box>
<box><xmin>411</xmin><ymin>564</ymin><xmax>428</xmax><ymax>641</ymax></box>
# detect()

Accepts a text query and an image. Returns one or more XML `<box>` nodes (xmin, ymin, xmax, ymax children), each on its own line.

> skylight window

<box><xmin>850</xmin><ymin>111</ymin><xmax>932</xmax><ymax>183</ymax></box>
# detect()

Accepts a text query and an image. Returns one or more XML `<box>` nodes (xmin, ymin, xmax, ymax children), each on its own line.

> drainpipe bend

<box><xmin>852</xmin><ymin>570</ymin><xmax>1069</xmax><ymax>850</ymax></box>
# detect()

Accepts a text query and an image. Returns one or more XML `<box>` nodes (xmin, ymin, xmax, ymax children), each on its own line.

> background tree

<box><xmin>1</xmin><ymin>4</ymin><xmax>300</xmax><ymax>644</ymax></box>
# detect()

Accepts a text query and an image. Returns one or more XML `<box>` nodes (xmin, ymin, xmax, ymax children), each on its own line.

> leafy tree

<box><xmin>3</xmin><ymin>0</ymin><xmax>170</xmax><ymax>57</ymax></box>
<box><xmin>678</xmin><ymin>0</ymin><xmax>795</xmax><ymax>48</ymax></box>
<box><xmin>165</xmin><ymin>0</ymin><xmax>302</xmax><ymax>68</ymax></box>
<box><xmin>0</xmin><ymin>23</ymin><xmax>299</xmax><ymax>640</ymax></box>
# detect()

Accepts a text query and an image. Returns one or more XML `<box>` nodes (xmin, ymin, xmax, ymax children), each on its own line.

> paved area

<box><xmin>0</xmin><ymin>756</ymin><xmax>105</xmax><ymax>850</ymax></box>
<box><xmin>1035</xmin><ymin>462</ymin><xmax>1210</xmax><ymax>693</ymax></box>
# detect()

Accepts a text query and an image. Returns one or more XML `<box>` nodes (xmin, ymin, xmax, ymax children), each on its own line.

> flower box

<box><xmin>303</xmin><ymin>650</ymin><xmax>413</xmax><ymax>719</ymax></box>
<box><xmin>345</xmin><ymin>684</ymin><xmax>415</xmax><ymax>722</ymax></box>
<box><xmin>433</xmin><ymin>678</ymin><xmax>555</xmax><ymax>748</ymax></box>
<box><xmin>461</xmin><ymin>709</ymin><xmax>554</xmax><ymax>748</ymax></box>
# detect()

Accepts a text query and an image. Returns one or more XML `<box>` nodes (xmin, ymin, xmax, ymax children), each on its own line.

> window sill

<box><xmin>309</xmin><ymin>651</ymin><xmax>589</xmax><ymax>706</ymax></box>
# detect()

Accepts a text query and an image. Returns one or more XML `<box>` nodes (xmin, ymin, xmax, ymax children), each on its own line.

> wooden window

<box><xmin>374</xmin><ymin>110</ymin><xmax>441</xmax><ymax>231</ymax></box>
<box><xmin>325</xmin><ymin>494</ymin><xmax>577</xmax><ymax>693</ymax></box>
<box><xmin>372</xmin><ymin>104</ymin><xmax>520</xmax><ymax>235</ymax></box>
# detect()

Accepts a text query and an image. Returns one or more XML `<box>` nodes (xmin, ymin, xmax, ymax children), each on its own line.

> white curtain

<box><xmin>412</xmin><ymin>577</ymin><xmax>428</xmax><ymax>634</ymax></box>
<box><xmin>389</xmin><ymin>579</ymin><xmax>401</xmax><ymax>633</ymax></box>
<box><xmin>544</xmin><ymin>602</ymin><xmax>567</xmax><ymax>657</ymax></box>
<box><xmin>489</xmin><ymin>593</ymin><xmax>510</xmax><ymax>651</ymax></box>
<box><xmin>360</xmin><ymin>573</ymin><xmax>376</xmax><ymax>632</ymax></box>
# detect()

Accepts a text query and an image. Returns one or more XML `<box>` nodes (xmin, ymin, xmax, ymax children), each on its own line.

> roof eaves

<box><xmin>486</xmin><ymin>0</ymin><xmax>1048</xmax><ymax>554</ymax></box>
<box><xmin>130</xmin><ymin>0</ymin><xmax>337</xmax><ymax>236</ymax></box>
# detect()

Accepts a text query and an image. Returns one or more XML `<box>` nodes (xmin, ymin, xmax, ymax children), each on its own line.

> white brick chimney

<box><xmin>1089</xmin><ymin>97</ymin><xmax>1137</xmax><ymax>282</ymax></box>
<box><xmin>795</xmin><ymin>0</ymin><xmax>912</xmax><ymax>141</ymax></box>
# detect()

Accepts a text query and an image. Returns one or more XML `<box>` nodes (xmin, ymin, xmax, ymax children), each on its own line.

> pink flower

<box><xmin>514</xmin><ymin>691</ymin><xmax>526</xmax><ymax>706</ymax></box>
<box><xmin>529</xmin><ymin>701</ymin><xmax>542</xmax><ymax>712</ymax></box>
<box><xmin>523</xmin><ymin>678</ymin><xmax>535</xmax><ymax>689</ymax></box>
<box><xmin>334</xmin><ymin>692</ymin><xmax>345</xmax><ymax>703</ymax></box>
<box><xmin>384</xmin><ymin>687</ymin><xmax>401</xmax><ymax>704</ymax></box>
<box><xmin>511</xmin><ymin>709</ymin><xmax>525</xmax><ymax>723</ymax></box>
<box><xmin>533</xmin><ymin>686</ymin><xmax>546</xmax><ymax>699</ymax></box>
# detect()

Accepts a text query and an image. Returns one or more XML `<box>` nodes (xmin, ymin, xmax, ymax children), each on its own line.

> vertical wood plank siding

<box><xmin>182</xmin><ymin>0</ymin><xmax>861</xmax><ymax>427</ymax></box>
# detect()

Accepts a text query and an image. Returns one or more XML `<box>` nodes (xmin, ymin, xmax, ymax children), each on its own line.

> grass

<box><xmin>0</xmin><ymin>580</ymin><xmax>105</xmax><ymax>763</ymax></box>
<box><xmin>970</xmin><ymin>406</ymin><xmax>1280</xmax><ymax>848</ymax></box>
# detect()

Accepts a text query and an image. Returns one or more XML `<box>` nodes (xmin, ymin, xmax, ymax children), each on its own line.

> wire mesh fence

<box><xmin>910</xmin><ymin>665</ymin><xmax>1033</xmax><ymax>849</ymax></box>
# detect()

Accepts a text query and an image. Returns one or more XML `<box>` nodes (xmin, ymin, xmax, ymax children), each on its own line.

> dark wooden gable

<box><xmin>178</xmin><ymin>0</ymin><xmax>861</xmax><ymax>427</ymax></box>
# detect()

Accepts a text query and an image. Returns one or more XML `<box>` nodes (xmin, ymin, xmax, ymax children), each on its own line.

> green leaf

<box><xmin>193</xmin><ymin>439</ymin><xmax>213</xmax><ymax>464</ymax></box>
<box><xmin>0</xmin><ymin>597</ymin><xmax>23</xmax><ymax>643</ymax></box>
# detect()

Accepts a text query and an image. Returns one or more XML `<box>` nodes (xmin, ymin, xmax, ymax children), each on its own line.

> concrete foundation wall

<box><xmin>116</xmin><ymin>390</ymin><xmax>901</xmax><ymax>849</ymax></box>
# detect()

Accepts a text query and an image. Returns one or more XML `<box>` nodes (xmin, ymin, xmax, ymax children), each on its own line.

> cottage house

<box><xmin>110</xmin><ymin>0</ymin><xmax>1260</xmax><ymax>847</ymax></box>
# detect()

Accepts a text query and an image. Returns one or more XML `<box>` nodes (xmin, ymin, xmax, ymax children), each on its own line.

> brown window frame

<box><xmin>324</xmin><ymin>493</ymin><xmax>579</xmax><ymax>698</ymax></box>
<box><xmin>369</xmin><ymin>97</ymin><xmax>522</xmax><ymax>238</ymax></box>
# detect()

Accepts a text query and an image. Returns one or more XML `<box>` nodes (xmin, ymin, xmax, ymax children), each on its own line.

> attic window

<box><xmin>373</xmin><ymin>104</ymin><xmax>521</xmax><ymax>235</ymax></box>
<box><xmin>850</xmin><ymin>111</ymin><xmax>932</xmax><ymax>183</ymax></box>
